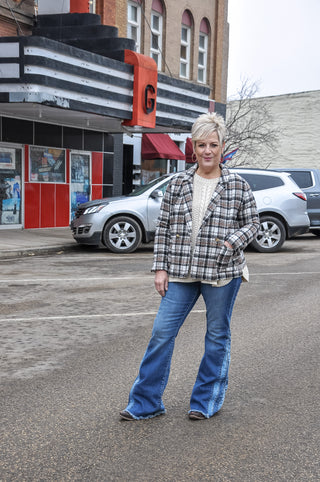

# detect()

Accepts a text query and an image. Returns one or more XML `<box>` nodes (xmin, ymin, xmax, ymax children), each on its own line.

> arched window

<box><xmin>180</xmin><ymin>10</ymin><xmax>192</xmax><ymax>79</ymax></box>
<box><xmin>150</xmin><ymin>0</ymin><xmax>164</xmax><ymax>70</ymax></box>
<box><xmin>198</xmin><ymin>18</ymin><xmax>210</xmax><ymax>83</ymax></box>
<box><xmin>127</xmin><ymin>0</ymin><xmax>142</xmax><ymax>53</ymax></box>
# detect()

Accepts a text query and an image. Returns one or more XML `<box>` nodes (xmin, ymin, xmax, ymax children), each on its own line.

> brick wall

<box><xmin>115</xmin><ymin>0</ymin><xmax>127</xmax><ymax>38</ymax></box>
<box><xmin>99</xmin><ymin>0</ymin><xmax>116</xmax><ymax>28</ymax></box>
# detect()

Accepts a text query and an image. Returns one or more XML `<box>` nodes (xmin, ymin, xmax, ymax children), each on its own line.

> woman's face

<box><xmin>194</xmin><ymin>131</ymin><xmax>224</xmax><ymax>176</ymax></box>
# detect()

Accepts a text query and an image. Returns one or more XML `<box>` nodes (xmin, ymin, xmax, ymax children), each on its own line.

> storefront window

<box><xmin>141</xmin><ymin>158</ymin><xmax>167</xmax><ymax>184</ymax></box>
<box><xmin>29</xmin><ymin>146</ymin><xmax>66</xmax><ymax>183</ymax></box>
<box><xmin>0</xmin><ymin>147</ymin><xmax>22</xmax><ymax>226</ymax></box>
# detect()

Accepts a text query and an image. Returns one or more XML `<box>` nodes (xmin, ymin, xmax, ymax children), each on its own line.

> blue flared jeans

<box><xmin>125</xmin><ymin>277</ymin><xmax>242</xmax><ymax>419</ymax></box>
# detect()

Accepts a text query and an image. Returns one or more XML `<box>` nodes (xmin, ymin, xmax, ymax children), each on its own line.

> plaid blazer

<box><xmin>152</xmin><ymin>164</ymin><xmax>260</xmax><ymax>281</ymax></box>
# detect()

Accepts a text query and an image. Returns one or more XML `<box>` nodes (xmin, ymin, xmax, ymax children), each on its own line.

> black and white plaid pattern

<box><xmin>152</xmin><ymin>164</ymin><xmax>260</xmax><ymax>281</ymax></box>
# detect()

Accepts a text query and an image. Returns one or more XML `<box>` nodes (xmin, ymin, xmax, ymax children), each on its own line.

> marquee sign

<box><xmin>123</xmin><ymin>50</ymin><xmax>158</xmax><ymax>129</ymax></box>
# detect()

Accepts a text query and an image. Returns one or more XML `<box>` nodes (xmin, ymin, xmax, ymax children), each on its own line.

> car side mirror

<box><xmin>150</xmin><ymin>189</ymin><xmax>164</xmax><ymax>199</ymax></box>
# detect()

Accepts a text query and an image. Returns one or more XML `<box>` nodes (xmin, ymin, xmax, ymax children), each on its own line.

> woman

<box><xmin>120</xmin><ymin>112</ymin><xmax>260</xmax><ymax>421</ymax></box>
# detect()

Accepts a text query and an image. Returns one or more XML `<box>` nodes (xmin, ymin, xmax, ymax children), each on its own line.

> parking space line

<box><xmin>0</xmin><ymin>309</ymin><xmax>206</xmax><ymax>323</ymax></box>
<box><xmin>250</xmin><ymin>271</ymin><xmax>320</xmax><ymax>276</ymax></box>
<box><xmin>1</xmin><ymin>271</ymin><xmax>320</xmax><ymax>284</ymax></box>
<box><xmin>0</xmin><ymin>276</ymin><xmax>152</xmax><ymax>283</ymax></box>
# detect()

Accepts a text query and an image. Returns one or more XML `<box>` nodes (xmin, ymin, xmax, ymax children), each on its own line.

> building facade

<box><xmin>112</xmin><ymin>0</ymin><xmax>229</xmax><ymax>107</ymax></box>
<box><xmin>226</xmin><ymin>90</ymin><xmax>320</xmax><ymax>169</ymax></box>
<box><xmin>0</xmin><ymin>0</ymin><xmax>229</xmax><ymax>229</ymax></box>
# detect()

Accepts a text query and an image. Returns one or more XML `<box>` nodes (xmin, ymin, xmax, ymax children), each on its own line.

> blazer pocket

<box><xmin>216</xmin><ymin>244</ymin><xmax>233</xmax><ymax>268</ymax></box>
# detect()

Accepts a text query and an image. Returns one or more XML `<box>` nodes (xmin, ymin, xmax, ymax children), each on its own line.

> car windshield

<box><xmin>128</xmin><ymin>175</ymin><xmax>170</xmax><ymax>197</ymax></box>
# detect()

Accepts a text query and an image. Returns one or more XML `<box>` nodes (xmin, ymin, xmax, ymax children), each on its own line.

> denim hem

<box><xmin>125</xmin><ymin>408</ymin><xmax>167</xmax><ymax>420</ymax></box>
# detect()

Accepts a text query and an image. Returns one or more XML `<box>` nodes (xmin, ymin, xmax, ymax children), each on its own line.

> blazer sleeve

<box><xmin>151</xmin><ymin>180</ymin><xmax>174</xmax><ymax>272</ymax></box>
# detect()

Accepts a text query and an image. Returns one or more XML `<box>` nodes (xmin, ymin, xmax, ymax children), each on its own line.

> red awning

<box><xmin>141</xmin><ymin>133</ymin><xmax>185</xmax><ymax>160</ymax></box>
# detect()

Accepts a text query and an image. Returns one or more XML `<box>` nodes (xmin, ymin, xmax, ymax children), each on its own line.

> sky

<box><xmin>227</xmin><ymin>0</ymin><xmax>320</xmax><ymax>99</ymax></box>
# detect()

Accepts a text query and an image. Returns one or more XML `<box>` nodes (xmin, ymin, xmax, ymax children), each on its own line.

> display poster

<box><xmin>70</xmin><ymin>153</ymin><xmax>90</xmax><ymax>219</ymax></box>
<box><xmin>0</xmin><ymin>176</ymin><xmax>21</xmax><ymax>224</ymax></box>
<box><xmin>30</xmin><ymin>146</ymin><xmax>66</xmax><ymax>182</ymax></box>
<box><xmin>0</xmin><ymin>148</ymin><xmax>16</xmax><ymax>170</ymax></box>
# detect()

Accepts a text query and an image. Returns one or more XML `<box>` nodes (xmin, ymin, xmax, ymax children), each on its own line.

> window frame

<box><xmin>127</xmin><ymin>0</ymin><xmax>142</xmax><ymax>53</ymax></box>
<box><xmin>180</xmin><ymin>24</ymin><xmax>191</xmax><ymax>79</ymax></box>
<box><xmin>150</xmin><ymin>9</ymin><xmax>163</xmax><ymax>70</ymax></box>
<box><xmin>198</xmin><ymin>31</ymin><xmax>208</xmax><ymax>83</ymax></box>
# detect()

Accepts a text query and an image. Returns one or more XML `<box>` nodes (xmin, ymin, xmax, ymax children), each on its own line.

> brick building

<box><xmin>0</xmin><ymin>0</ymin><xmax>229</xmax><ymax>229</ymax></box>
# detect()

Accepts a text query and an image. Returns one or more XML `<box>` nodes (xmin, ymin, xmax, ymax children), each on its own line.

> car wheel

<box><xmin>310</xmin><ymin>230</ymin><xmax>320</xmax><ymax>237</ymax></box>
<box><xmin>102</xmin><ymin>216</ymin><xmax>142</xmax><ymax>253</ymax></box>
<box><xmin>251</xmin><ymin>216</ymin><xmax>286</xmax><ymax>253</ymax></box>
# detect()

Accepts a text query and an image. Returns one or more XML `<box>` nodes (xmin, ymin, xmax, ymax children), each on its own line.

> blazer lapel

<box><xmin>179</xmin><ymin>168</ymin><xmax>195</xmax><ymax>234</ymax></box>
<box><xmin>181</xmin><ymin>180</ymin><xmax>193</xmax><ymax>234</ymax></box>
<box><xmin>201</xmin><ymin>173</ymin><xmax>228</xmax><ymax>226</ymax></box>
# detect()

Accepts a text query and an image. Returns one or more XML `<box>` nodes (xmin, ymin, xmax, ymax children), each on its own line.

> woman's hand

<box><xmin>224</xmin><ymin>241</ymin><xmax>233</xmax><ymax>250</ymax></box>
<box><xmin>154</xmin><ymin>270</ymin><xmax>169</xmax><ymax>297</ymax></box>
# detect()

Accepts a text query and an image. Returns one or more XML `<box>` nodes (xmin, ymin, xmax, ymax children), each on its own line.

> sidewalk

<box><xmin>0</xmin><ymin>227</ymin><xmax>78</xmax><ymax>259</ymax></box>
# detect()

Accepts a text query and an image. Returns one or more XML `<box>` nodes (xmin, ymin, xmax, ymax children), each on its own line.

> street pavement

<box><xmin>0</xmin><ymin>231</ymin><xmax>319</xmax><ymax>480</ymax></box>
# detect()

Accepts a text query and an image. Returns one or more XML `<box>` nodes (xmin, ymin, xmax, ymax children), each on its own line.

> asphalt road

<box><xmin>0</xmin><ymin>235</ymin><xmax>319</xmax><ymax>481</ymax></box>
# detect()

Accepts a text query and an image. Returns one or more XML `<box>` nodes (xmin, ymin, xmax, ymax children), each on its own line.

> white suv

<box><xmin>71</xmin><ymin>168</ymin><xmax>310</xmax><ymax>254</ymax></box>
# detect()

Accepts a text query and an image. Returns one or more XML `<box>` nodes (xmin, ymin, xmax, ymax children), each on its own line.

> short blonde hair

<box><xmin>191</xmin><ymin>112</ymin><xmax>227</xmax><ymax>147</ymax></box>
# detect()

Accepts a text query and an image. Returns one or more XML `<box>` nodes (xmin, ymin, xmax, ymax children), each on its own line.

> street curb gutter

<box><xmin>0</xmin><ymin>244</ymin><xmax>79</xmax><ymax>260</ymax></box>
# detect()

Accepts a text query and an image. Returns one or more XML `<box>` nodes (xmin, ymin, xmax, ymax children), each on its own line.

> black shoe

<box><xmin>120</xmin><ymin>410</ymin><xmax>135</xmax><ymax>421</ymax></box>
<box><xmin>189</xmin><ymin>411</ymin><xmax>206</xmax><ymax>420</ymax></box>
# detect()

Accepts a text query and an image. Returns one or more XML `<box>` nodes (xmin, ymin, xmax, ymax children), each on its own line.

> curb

<box><xmin>0</xmin><ymin>244</ymin><xmax>79</xmax><ymax>260</ymax></box>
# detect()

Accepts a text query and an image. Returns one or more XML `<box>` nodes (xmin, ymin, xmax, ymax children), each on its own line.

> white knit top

<box><xmin>191</xmin><ymin>173</ymin><xmax>218</xmax><ymax>251</ymax></box>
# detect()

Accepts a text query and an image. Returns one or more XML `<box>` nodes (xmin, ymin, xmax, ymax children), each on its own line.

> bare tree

<box><xmin>224</xmin><ymin>79</ymin><xmax>281</xmax><ymax>168</ymax></box>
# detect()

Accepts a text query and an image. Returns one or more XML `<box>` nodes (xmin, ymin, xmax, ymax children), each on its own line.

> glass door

<box><xmin>70</xmin><ymin>152</ymin><xmax>91</xmax><ymax>219</ymax></box>
<box><xmin>0</xmin><ymin>145</ymin><xmax>22</xmax><ymax>227</ymax></box>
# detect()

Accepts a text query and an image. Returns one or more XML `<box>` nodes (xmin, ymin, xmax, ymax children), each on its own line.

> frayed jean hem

<box><xmin>125</xmin><ymin>408</ymin><xmax>167</xmax><ymax>420</ymax></box>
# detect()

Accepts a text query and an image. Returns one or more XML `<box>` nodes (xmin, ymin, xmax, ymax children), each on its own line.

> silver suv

<box><xmin>70</xmin><ymin>168</ymin><xmax>309</xmax><ymax>253</ymax></box>
<box><xmin>274</xmin><ymin>168</ymin><xmax>320</xmax><ymax>237</ymax></box>
<box><xmin>232</xmin><ymin>169</ymin><xmax>309</xmax><ymax>252</ymax></box>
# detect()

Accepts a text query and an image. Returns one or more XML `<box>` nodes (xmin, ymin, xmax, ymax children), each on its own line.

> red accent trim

<box><xmin>24</xmin><ymin>183</ymin><xmax>40</xmax><ymax>228</ymax></box>
<box><xmin>92</xmin><ymin>185</ymin><xmax>103</xmax><ymax>200</ymax></box>
<box><xmin>92</xmin><ymin>152</ymin><xmax>103</xmax><ymax>200</ymax></box>
<box><xmin>92</xmin><ymin>152</ymin><xmax>103</xmax><ymax>185</ymax></box>
<box><xmin>41</xmin><ymin>184</ymin><xmax>55</xmax><ymax>227</ymax></box>
<box><xmin>70</xmin><ymin>0</ymin><xmax>89</xmax><ymax>13</ymax></box>
<box><xmin>56</xmin><ymin>185</ymin><xmax>70</xmax><ymax>226</ymax></box>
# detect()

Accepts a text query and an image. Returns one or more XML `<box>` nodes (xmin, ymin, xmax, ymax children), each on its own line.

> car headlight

<box><xmin>83</xmin><ymin>204</ymin><xmax>108</xmax><ymax>214</ymax></box>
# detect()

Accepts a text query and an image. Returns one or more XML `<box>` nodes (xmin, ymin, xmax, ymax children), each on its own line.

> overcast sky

<box><xmin>227</xmin><ymin>0</ymin><xmax>320</xmax><ymax>99</ymax></box>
